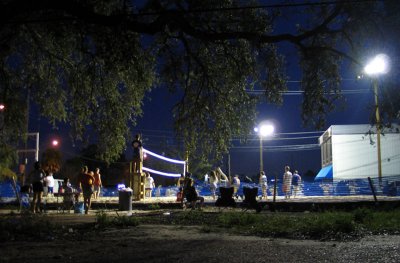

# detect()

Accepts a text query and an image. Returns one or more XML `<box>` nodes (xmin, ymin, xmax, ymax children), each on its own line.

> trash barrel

<box><xmin>119</xmin><ymin>190</ymin><xmax>132</xmax><ymax>211</ymax></box>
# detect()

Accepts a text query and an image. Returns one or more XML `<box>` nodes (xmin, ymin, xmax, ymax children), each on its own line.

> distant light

<box><xmin>259</xmin><ymin>124</ymin><xmax>274</xmax><ymax>137</ymax></box>
<box><xmin>143</xmin><ymin>152</ymin><xmax>147</xmax><ymax>159</ymax></box>
<box><xmin>253</xmin><ymin>127</ymin><xmax>259</xmax><ymax>133</ymax></box>
<box><xmin>0</xmin><ymin>104</ymin><xmax>4</xmax><ymax>111</ymax></box>
<box><xmin>364</xmin><ymin>54</ymin><xmax>390</xmax><ymax>75</ymax></box>
<box><xmin>52</xmin><ymin>140</ymin><xmax>59</xmax><ymax>146</ymax></box>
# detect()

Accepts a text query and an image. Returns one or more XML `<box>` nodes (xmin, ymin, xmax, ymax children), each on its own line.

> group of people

<box><xmin>205</xmin><ymin>167</ymin><xmax>241</xmax><ymax>200</ymax></box>
<box><xmin>75</xmin><ymin>166</ymin><xmax>102</xmax><ymax>214</ymax></box>
<box><xmin>27</xmin><ymin>161</ymin><xmax>102</xmax><ymax>214</ymax></box>
<box><xmin>202</xmin><ymin>165</ymin><xmax>302</xmax><ymax>201</ymax></box>
<box><xmin>259</xmin><ymin>165</ymin><xmax>302</xmax><ymax>200</ymax></box>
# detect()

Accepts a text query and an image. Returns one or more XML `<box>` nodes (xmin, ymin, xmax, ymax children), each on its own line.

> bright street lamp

<box><xmin>364</xmin><ymin>53</ymin><xmax>390</xmax><ymax>185</ymax></box>
<box><xmin>254</xmin><ymin>123</ymin><xmax>274</xmax><ymax>173</ymax></box>
<box><xmin>52</xmin><ymin>139</ymin><xmax>59</xmax><ymax>147</ymax></box>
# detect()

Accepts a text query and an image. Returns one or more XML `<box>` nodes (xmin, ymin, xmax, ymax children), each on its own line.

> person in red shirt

<box><xmin>78</xmin><ymin>166</ymin><xmax>95</xmax><ymax>214</ymax></box>
<box><xmin>93</xmin><ymin>168</ymin><xmax>102</xmax><ymax>199</ymax></box>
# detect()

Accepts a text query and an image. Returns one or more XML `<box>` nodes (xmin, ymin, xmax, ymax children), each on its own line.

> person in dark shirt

<box><xmin>131</xmin><ymin>134</ymin><xmax>143</xmax><ymax>173</ymax></box>
<box><xmin>29</xmin><ymin>161</ymin><xmax>45</xmax><ymax>213</ymax></box>
<box><xmin>184</xmin><ymin>178</ymin><xmax>204</xmax><ymax>210</ymax></box>
<box><xmin>292</xmin><ymin>170</ymin><xmax>302</xmax><ymax>198</ymax></box>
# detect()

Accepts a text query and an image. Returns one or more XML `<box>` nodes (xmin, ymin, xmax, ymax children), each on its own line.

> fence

<box><xmin>1</xmin><ymin>175</ymin><xmax>399</xmax><ymax>199</ymax></box>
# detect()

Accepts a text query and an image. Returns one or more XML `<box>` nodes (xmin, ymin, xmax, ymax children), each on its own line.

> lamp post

<box><xmin>364</xmin><ymin>54</ymin><xmax>390</xmax><ymax>185</ymax></box>
<box><xmin>0</xmin><ymin>103</ymin><xmax>4</xmax><ymax>131</ymax></box>
<box><xmin>254</xmin><ymin>123</ymin><xmax>274</xmax><ymax>173</ymax></box>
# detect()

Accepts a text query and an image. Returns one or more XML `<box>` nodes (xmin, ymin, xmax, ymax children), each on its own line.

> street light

<box><xmin>51</xmin><ymin>139</ymin><xmax>59</xmax><ymax>147</ymax></box>
<box><xmin>0</xmin><ymin>103</ymin><xmax>5</xmax><ymax>131</ymax></box>
<box><xmin>364</xmin><ymin>53</ymin><xmax>390</xmax><ymax>185</ymax></box>
<box><xmin>254</xmin><ymin>123</ymin><xmax>274</xmax><ymax>173</ymax></box>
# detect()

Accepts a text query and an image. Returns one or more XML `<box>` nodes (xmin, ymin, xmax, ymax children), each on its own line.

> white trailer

<box><xmin>316</xmin><ymin>124</ymin><xmax>400</xmax><ymax>180</ymax></box>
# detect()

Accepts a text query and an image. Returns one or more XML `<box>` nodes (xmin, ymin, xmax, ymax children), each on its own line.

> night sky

<box><xmin>120</xmin><ymin>68</ymin><xmax>374</xmax><ymax>180</ymax></box>
<box><xmin>23</xmin><ymin>1</ymin><xmax>380</xmax><ymax>180</ymax></box>
<box><xmin>26</xmin><ymin>50</ymin><xmax>376</xmax><ymax>181</ymax></box>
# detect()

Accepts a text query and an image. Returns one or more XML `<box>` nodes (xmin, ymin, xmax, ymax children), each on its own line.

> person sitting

<box><xmin>184</xmin><ymin>178</ymin><xmax>204</xmax><ymax>210</ymax></box>
<box><xmin>62</xmin><ymin>177</ymin><xmax>75</xmax><ymax>212</ymax></box>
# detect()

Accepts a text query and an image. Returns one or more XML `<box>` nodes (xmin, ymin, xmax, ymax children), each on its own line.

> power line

<box><xmin>135</xmin><ymin>0</ymin><xmax>381</xmax><ymax>16</ymax></box>
<box><xmin>246</xmin><ymin>88</ymin><xmax>371</xmax><ymax>96</ymax></box>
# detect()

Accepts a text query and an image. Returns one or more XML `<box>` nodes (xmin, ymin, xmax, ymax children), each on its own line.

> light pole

<box><xmin>364</xmin><ymin>54</ymin><xmax>390</xmax><ymax>185</ymax></box>
<box><xmin>254</xmin><ymin>123</ymin><xmax>274</xmax><ymax>173</ymax></box>
<box><xmin>0</xmin><ymin>103</ymin><xmax>5</xmax><ymax>131</ymax></box>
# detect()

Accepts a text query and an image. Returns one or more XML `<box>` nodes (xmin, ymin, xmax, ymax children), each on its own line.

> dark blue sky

<box><xmin>25</xmin><ymin>1</ymin><xmax>380</xmax><ymax>179</ymax></box>
<box><xmin>132</xmin><ymin>75</ymin><xmax>374</xmax><ymax>178</ymax></box>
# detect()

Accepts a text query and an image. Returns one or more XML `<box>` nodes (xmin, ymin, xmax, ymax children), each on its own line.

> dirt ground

<box><xmin>1</xmin><ymin>211</ymin><xmax>400</xmax><ymax>263</ymax></box>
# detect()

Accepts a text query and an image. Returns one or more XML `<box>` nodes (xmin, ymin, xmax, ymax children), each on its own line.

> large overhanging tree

<box><xmin>0</xmin><ymin>0</ymin><xmax>399</xmax><ymax>164</ymax></box>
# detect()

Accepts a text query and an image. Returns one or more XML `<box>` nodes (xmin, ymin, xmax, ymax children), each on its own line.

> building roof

<box><xmin>330</xmin><ymin>124</ymin><xmax>399</xmax><ymax>135</ymax></box>
<box><xmin>319</xmin><ymin>124</ymin><xmax>399</xmax><ymax>144</ymax></box>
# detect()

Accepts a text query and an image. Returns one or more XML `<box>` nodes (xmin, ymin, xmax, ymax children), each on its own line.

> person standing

<box><xmin>78</xmin><ymin>167</ymin><xmax>95</xmax><ymax>214</ymax></box>
<box><xmin>292</xmin><ymin>170</ymin><xmax>302</xmax><ymax>198</ymax></box>
<box><xmin>145</xmin><ymin>172</ymin><xmax>155</xmax><ymax>198</ymax></box>
<box><xmin>209</xmin><ymin>170</ymin><xmax>219</xmax><ymax>200</ymax></box>
<box><xmin>29</xmin><ymin>161</ymin><xmax>45</xmax><ymax>214</ymax></box>
<box><xmin>259</xmin><ymin>171</ymin><xmax>268</xmax><ymax>200</ymax></box>
<box><xmin>131</xmin><ymin>134</ymin><xmax>143</xmax><ymax>173</ymax></box>
<box><xmin>45</xmin><ymin>171</ymin><xmax>55</xmax><ymax>197</ymax></box>
<box><xmin>283</xmin><ymin>165</ymin><xmax>293</xmax><ymax>199</ymax></box>
<box><xmin>93</xmin><ymin>168</ymin><xmax>102</xmax><ymax>199</ymax></box>
<box><xmin>232</xmin><ymin>174</ymin><xmax>241</xmax><ymax>198</ymax></box>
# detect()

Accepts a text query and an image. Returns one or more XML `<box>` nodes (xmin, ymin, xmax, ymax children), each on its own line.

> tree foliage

<box><xmin>0</xmin><ymin>0</ymin><xmax>399</xmax><ymax>164</ymax></box>
<box><xmin>41</xmin><ymin>148</ymin><xmax>63</xmax><ymax>173</ymax></box>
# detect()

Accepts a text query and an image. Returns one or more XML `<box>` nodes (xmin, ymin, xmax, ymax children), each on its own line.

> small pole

<box><xmin>368</xmin><ymin>177</ymin><xmax>378</xmax><ymax>204</ymax></box>
<box><xmin>273</xmin><ymin>174</ymin><xmax>277</xmax><ymax>203</ymax></box>
<box><xmin>373</xmin><ymin>79</ymin><xmax>383</xmax><ymax>186</ymax></box>
<box><xmin>185</xmin><ymin>151</ymin><xmax>189</xmax><ymax>173</ymax></box>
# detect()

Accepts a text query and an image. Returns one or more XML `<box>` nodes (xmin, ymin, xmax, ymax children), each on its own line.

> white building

<box><xmin>316</xmin><ymin>124</ymin><xmax>400</xmax><ymax>180</ymax></box>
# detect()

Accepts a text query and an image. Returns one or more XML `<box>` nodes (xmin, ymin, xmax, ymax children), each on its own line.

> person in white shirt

<box><xmin>209</xmin><ymin>170</ymin><xmax>219</xmax><ymax>200</ymax></box>
<box><xmin>283</xmin><ymin>165</ymin><xmax>293</xmax><ymax>199</ymax></box>
<box><xmin>145</xmin><ymin>172</ymin><xmax>155</xmax><ymax>197</ymax></box>
<box><xmin>232</xmin><ymin>174</ymin><xmax>241</xmax><ymax>198</ymax></box>
<box><xmin>45</xmin><ymin>172</ymin><xmax>55</xmax><ymax>197</ymax></box>
<box><xmin>259</xmin><ymin>171</ymin><xmax>268</xmax><ymax>200</ymax></box>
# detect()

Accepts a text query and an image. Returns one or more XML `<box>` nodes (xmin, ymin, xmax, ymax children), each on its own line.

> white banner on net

<box><xmin>142</xmin><ymin>148</ymin><xmax>186</xmax><ymax>177</ymax></box>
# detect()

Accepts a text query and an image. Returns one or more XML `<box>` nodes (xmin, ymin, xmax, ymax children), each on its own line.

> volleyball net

<box><xmin>142</xmin><ymin>148</ymin><xmax>186</xmax><ymax>178</ymax></box>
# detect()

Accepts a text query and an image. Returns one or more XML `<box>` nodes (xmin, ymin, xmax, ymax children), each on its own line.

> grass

<box><xmin>0</xmin><ymin>214</ymin><xmax>56</xmax><ymax>242</ymax></box>
<box><xmin>0</xmin><ymin>208</ymin><xmax>399</xmax><ymax>242</ymax></box>
<box><xmin>95</xmin><ymin>210</ymin><xmax>139</xmax><ymax>228</ymax></box>
<box><xmin>212</xmin><ymin>209</ymin><xmax>400</xmax><ymax>240</ymax></box>
<box><xmin>144</xmin><ymin>208</ymin><xmax>399</xmax><ymax>240</ymax></box>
